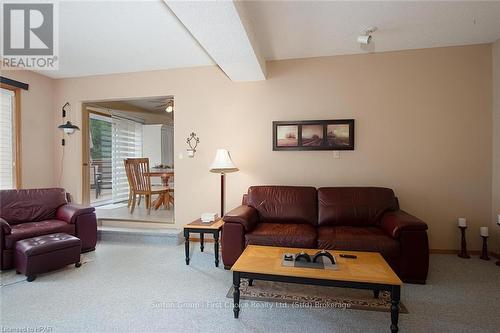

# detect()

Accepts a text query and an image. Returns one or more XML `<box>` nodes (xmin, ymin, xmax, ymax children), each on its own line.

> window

<box><xmin>0</xmin><ymin>86</ymin><xmax>20</xmax><ymax>189</ymax></box>
<box><xmin>111</xmin><ymin>115</ymin><xmax>143</xmax><ymax>203</ymax></box>
<box><xmin>89</xmin><ymin>113</ymin><xmax>113</xmax><ymax>205</ymax></box>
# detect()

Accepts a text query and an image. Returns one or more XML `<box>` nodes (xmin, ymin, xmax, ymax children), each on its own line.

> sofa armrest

<box><xmin>56</xmin><ymin>204</ymin><xmax>95</xmax><ymax>224</ymax></box>
<box><xmin>381</xmin><ymin>210</ymin><xmax>428</xmax><ymax>239</ymax></box>
<box><xmin>0</xmin><ymin>218</ymin><xmax>11</xmax><ymax>235</ymax></box>
<box><xmin>223</xmin><ymin>205</ymin><xmax>259</xmax><ymax>232</ymax></box>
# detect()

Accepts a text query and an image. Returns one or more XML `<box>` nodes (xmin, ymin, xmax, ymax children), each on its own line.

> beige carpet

<box><xmin>2</xmin><ymin>243</ymin><xmax>500</xmax><ymax>333</ymax></box>
<box><xmin>227</xmin><ymin>279</ymin><xmax>408</xmax><ymax>313</ymax></box>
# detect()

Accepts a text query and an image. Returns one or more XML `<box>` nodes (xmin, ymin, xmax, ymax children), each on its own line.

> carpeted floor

<box><xmin>1</xmin><ymin>242</ymin><xmax>499</xmax><ymax>333</ymax></box>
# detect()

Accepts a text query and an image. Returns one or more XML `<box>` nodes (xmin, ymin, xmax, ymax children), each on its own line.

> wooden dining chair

<box><xmin>124</xmin><ymin>159</ymin><xmax>140</xmax><ymax>208</ymax></box>
<box><xmin>123</xmin><ymin>158</ymin><xmax>146</xmax><ymax>208</ymax></box>
<box><xmin>124</xmin><ymin>158</ymin><xmax>169</xmax><ymax>214</ymax></box>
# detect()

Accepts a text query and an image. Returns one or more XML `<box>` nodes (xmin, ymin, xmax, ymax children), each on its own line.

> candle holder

<box><xmin>479</xmin><ymin>236</ymin><xmax>490</xmax><ymax>260</ymax></box>
<box><xmin>457</xmin><ymin>226</ymin><xmax>470</xmax><ymax>259</ymax></box>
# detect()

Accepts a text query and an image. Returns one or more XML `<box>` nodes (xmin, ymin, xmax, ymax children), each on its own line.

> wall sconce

<box><xmin>58</xmin><ymin>102</ymin><xmax>80</xmax><ymax>145</ymax></box>
<box><xmin>186</xmin><ymin>132</ymin><xmax>199</xmax><ymax>158</ymax></box>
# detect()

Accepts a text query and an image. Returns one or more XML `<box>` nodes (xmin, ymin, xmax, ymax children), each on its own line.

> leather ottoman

<box><xmin>15</xmin><ymin>233</ymin><xmax>82</xmax><ymax>282</ymax></box>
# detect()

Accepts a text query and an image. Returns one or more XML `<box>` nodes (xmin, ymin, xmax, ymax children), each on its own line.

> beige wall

<box><xmin>50</xmin><ymin>44</ymin><xmax>493</xmax><ymax>251</ymax></box>
<box><xmin>492</xmin><ymin>39</ymin><xmax>500</xmax><ymax>254</ymax></box>
<box><xmin>2</xmin><ymin>70</ymin><xmax>55</xmax><ymax>188</ymax></box>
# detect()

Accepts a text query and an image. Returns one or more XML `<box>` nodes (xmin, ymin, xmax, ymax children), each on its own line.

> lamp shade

<box><xmin>209</xmin><ymin>149</ymin><xmax>238</xmax><ymax>173</ymax></box>
<box><xmin>58</xmin><ymin>121</ymin><xmax>80</xmax><ymax>134</ymax></box>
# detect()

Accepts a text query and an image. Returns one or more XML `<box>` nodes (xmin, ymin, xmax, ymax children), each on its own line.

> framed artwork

<box><xmin>273</xmin><ymin>119</ymin><xmax>354</xmax><ymax>151</ymax></box>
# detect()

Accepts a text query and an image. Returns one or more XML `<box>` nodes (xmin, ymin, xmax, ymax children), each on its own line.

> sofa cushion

<box><xmin>247</xmin><ymin>186</ymin><xmax>318</xmax><ymax>226</ymax></box>
<box><xmin>318</xmin><ymin>187</ymin><xmax>399</xmax><ymax>227</ymax></box>
<box><xmin>245</xmin><ymin>223</ymin><xmax>317</xmax><ymax>248</ymax></box>
<box><xmin>0</xmin><ymin>188</ymin><xmax>68</xmax><ymax>225</ymax></box>
<box><xmin>5</xmin><ymin>220</ymin><xmax>75</xmax><ymax>249</ymax></box>
<box><xmin>317</xmin><ymin>226</ymin><xmax>400</xmax><ymax>272</ymax></box>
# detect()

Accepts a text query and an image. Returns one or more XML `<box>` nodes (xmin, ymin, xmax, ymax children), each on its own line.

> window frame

<box><xmin>0</xmin><ymin>84</ymin><xmax>21</xmax><ymax>189</ymax></box>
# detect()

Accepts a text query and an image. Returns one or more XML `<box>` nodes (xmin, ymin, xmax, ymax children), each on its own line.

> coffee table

<box><xmin>231</xmin><ymin>245</ymin><xmax>403</xmax><ymax>332</ymax></box>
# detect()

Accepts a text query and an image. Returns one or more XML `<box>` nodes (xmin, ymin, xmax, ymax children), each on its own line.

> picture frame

<box><xmin>272</xmin><ymin>119</ymin><xmax>354</xmax><ymax>151</ymax></box>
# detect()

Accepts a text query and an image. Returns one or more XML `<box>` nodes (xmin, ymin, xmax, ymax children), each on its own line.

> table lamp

<box><xmin>209</xmin><ymin>149</ymin><xmax>238</xmax><ymax>217</ymax></box>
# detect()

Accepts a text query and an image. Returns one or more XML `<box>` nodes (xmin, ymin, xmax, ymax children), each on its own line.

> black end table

<box><xmin>183</xmin><ymin>218</ymin><xmax>223</xmax><ymax>267</ymax></box>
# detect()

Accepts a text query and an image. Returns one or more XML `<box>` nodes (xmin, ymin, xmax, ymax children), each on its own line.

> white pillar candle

<box><xmin>480</xmin><ymin>227</ymin><xmax>489</xmax><ymax>237</ymax></box>
<box><xmin>458</xmin><ymin>218</ymin><xmax>467</xmax><ymax>227</ymax></box>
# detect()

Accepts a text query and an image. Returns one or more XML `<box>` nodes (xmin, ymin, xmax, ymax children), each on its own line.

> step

<box><xmin>99</xmin><ymin>220</ymin><xmax>174</xmax><ymax>229</ymax></box>
<box><xmin>98</xmin><ymin>226</ymin><xmax>182</xmax><ymax>245</ymax></box>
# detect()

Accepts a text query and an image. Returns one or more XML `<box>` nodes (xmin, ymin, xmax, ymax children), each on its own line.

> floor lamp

<box><xmin>209</xmin><ymin>149</ymin><xmax>239</xmax><ymax>218</ymax></box>
<box><xmin>497</xmin><ymin>215</ymin><xmax>500</xmax><ymax>266</ymax></box>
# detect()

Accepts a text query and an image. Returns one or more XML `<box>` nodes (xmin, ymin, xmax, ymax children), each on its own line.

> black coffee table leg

<box><xmin>214</xmin><ymin>231</ymin><xmax>220</xmax><ymax>267</ymax></box>
<box><xmin>184</xmin><ymin>230</ymin><xmax>190</xmax><ymax>265</ymax></box>
<box><xmin>390</xmin><ymin>285</ymin><xmax>400</xmax><ymax>333</ymax></box>
<box><xmin>248</xmin><ymin>279</ymin><xmax>253</xmax><ymax>286</ymax></box>
<box><xmin>200</xmin><ymin>233</ymin><xmax>204</xmax><ymax>252</ymax></box>
<box><xmin>233</xmin><ymin>272</ymin><xmax>240</xmax><ymax>318</ymax></box>
<box><xmin>373</xmin><ymin>290</ymin><xmax>380</xmax><ymax>299</ymax></box>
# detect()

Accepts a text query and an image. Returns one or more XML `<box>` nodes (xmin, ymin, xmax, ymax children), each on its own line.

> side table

<box><xmin>183</xmin><ymin>218</ymin><xmax>223</xmax><ymax>267</ymax></box>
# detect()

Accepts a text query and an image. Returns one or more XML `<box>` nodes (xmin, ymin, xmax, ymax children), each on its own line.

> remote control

<box><xmin>339</xmin><ymin>254</ymin><xmax>357</xmax><ymax>259</ymax></box>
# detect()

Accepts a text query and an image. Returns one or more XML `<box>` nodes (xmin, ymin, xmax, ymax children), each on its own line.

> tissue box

<box><xmin>201</xmin><ymin>213</ymin><xmax>218</xmax><ymax>223</ymax></box>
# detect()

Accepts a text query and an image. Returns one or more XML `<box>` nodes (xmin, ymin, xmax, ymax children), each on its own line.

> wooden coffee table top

<box><xmin>231</xmin><ymin>245</ymin><xmax>402</xmax><ymax>286</ymax></box>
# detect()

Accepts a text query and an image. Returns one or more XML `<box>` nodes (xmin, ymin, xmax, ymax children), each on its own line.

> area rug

<box><xmin>226</xmin><ymin>279</ymin><xmax>408</xmax><ymax>313</ymax></box>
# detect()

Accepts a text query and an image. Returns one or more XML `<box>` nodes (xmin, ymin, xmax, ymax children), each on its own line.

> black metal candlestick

<box><xmin>497</xmin><ymin>223</ymin><xmax>500</xmax><ymax>266</ymax></box>
<box><xmin>480</xmin><ymin>236</ymin><xmax>490</xmax><ymax>260</ymax></box>
<box><xmin>458</xmin><ymin>226</ymin><xmax>470</xmax><ymax>259</ymax></box>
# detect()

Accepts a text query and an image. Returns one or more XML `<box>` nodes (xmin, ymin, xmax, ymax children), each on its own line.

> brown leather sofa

<box><xmin>222</xmin><ymin>186</ymin><xmax>429</xmax><ymax>284</ymax></box>
<box><xmin>0</xmin><ymin>188</ymin><xmax>97</xmax><ymax>270</ymax></box>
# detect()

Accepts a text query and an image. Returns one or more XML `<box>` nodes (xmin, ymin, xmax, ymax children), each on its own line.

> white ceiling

<box><xmin>39</xmin><ymin>0</ymin><xmax>213</xmax><ymax>78</ymax></box>
<box><xmin>165</xmin><ymin>0</ymin><xmax>266</xmax><ymax>81</ymax></box>
<box><xmin>124</xmin><ymin>96</ymin><xmax>174</xmax><ymax>113</ymax></box>
<box><xmin>38</xmin><ymin>1</ymin><xmax>500</xmax><ymax>80</ymax></box>
<box><xmin>240</xmin><ymin>1</ymin><xmax>500</xmax><ymax>60</ymax></box>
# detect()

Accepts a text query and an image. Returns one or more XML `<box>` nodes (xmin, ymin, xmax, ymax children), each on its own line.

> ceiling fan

<box><xmin>148</xmin><ymin>98</ymin><xmax>174</xmax><ymax>113</ymax></box>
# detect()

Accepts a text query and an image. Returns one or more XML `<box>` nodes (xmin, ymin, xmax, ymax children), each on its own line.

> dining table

<box><xmin>143</xmin><ymin>168</ymin><xmax>174</xmax><ymax>210</ymax></box>
<box><xmin>144</xmin><ymin>168</ymin><xmax>174</xmax><ymax>186</ymax></box>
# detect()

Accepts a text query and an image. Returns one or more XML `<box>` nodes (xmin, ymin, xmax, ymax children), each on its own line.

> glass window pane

<box><xmin>0</xmin><ymin>88</ymin><xmax>15</xmax><ymax>190</ymax></box>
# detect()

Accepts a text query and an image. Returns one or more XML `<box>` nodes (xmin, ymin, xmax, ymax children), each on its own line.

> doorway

<box><xmin>81</xmin><ymin>97</ymin><xmax>174</xmax><ymax>224</ymax></box>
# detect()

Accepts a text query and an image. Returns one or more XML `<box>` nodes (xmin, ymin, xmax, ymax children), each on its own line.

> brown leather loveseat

<box><xmin>222</xmin><ymin>186</ymin><xmax>429</xmax><ymax>284</ymax></box>
<box><xmin>0</xmin><ymin>188</ymin><xmax>97</xmax><ymax>270</ymax></box>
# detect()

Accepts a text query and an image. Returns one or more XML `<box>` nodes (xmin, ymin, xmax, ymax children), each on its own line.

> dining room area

<box><xmin>95</xmin><ymin>160</ymin><xmax>174</xmax><ymax>224</ymax></box>
<box><xmin>82</xmin><ymin>97</ymin><xmax>175</xmax><ymax>225</ymax></box>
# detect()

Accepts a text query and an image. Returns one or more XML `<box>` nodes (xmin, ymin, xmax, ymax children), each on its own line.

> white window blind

<box><xmin>0</xmin><ymin>88</ymin><xmax>15</xmax><ymax>190</ymax></box>
<box><xmin>111</xmin><ymin>116</ymin><xmax>143</xmax><ymax>203</ymax></box>
<box><xmin>162</xmin><ymin>124</ymin><xmax>174</xmax><ymax>167</ymax></box>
